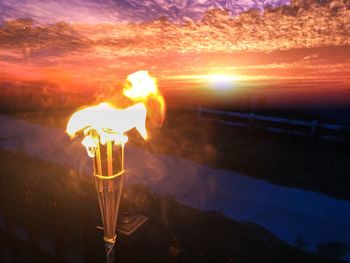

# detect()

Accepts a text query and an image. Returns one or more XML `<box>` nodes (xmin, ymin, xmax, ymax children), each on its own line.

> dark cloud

<box><xmin>109</xmin><ymin>0</ymin><xmax>291</xmax><ymax>22</ymax></box>
<box><xmin>0</xmin><ymin>19</ymin><xmax>90</xmax><ymax>58</ymax></box>
<box><xmin>0</xmin><ymin>0</ymin><xmax>124</xmax><ymax>24</ymax></box>
<box><xmin>0</xmin><ymin>0</ymin><xmax>349</xmax><ymax>59</ymax></box>
<box><xmin>91</xmin><ymin>1</ymin><xmax>350</xmax><ymax>55</ymax></box>
<box><xmin>0</xmin><ymin>0</ymin><xmax>290</xmax><ymax>24</ymax></box>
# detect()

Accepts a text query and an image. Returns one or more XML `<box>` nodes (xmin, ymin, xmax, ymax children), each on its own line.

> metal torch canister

<box><xmin>93</xmin><ymin>137</ymin><xmax>125</xmax><ymax>261</ymax></box>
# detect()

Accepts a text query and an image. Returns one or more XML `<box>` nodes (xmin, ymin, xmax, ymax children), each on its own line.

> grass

<box><xmin>0</xmin><ymin>149</ymin><xmax>326</xmax><ymax>262</ymax></box>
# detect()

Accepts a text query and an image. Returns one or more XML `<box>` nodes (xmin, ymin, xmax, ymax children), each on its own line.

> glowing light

<box><xmin>206</xmin><ymin>74</ymin><xmax>239</xmax><ymax>82</ymax></box>
<box><xmin>205</xmin><ymin>74</ymin><xmax>238</xmax><ymax>90</ymax></box>
<box><xmin>66</xmin><ymin>102</ymin><xmax>147</xmax><ymax>157</ymax></box>
<box><xmin>123</xmin><ymin>70</ymin><xmax>158</xmax><ymax>100</ymax></box>
<box><xmin>124</xmin><ymin>70</ymin><xmax>166</xmax><ymax>128</ymax></box>
<box><xmin>66</xmin><ymin>70</ymin><xmax>166</xmax><ymax>157</ymax></box>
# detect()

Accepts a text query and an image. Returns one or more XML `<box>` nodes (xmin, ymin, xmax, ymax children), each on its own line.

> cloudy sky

<box><xmin>0</xmin><ymin>0</ymin><xmax>349</xmax><ymax>107</ymax></box>
<box><xmin>0</xmin><ymin>0</ymin><xmax>291</xmax><ymax>23</ymax></box>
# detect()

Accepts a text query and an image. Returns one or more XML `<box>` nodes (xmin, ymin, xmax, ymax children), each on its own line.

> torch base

<box><xmin>118</xmin><ymin>211</ymin><xmax>136</xmax><ymax>224</ymax></box>
<box><xmin>117</xmin><ymin>215</ymin><xmax>149</xmax><ymax>244</ymax></box>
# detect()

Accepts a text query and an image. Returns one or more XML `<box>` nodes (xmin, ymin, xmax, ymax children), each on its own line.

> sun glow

<box><xmin>206</xmin><ymin>74</ymin><xmax>239</xmax><ymax>83</ymax></box>
<box><xmin>166</xmin><ymin>73</ymin><xmax>256</xmax><ymax>83</ymax></box>
<box><xmin>204</xmin><ymin>74</ymin><xmax>239</xmax><ymax>90</ymax></box>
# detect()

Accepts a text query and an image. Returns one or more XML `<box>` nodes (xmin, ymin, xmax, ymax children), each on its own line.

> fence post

<box><xmin>311</xmin><ymin>120</ymin><xmax>318</xmax><ymax>142</ymax></box>
<box><xmin>249</xmin><ymin>113</ymin><xmax>255</xmax><ymax>134</ymax></box>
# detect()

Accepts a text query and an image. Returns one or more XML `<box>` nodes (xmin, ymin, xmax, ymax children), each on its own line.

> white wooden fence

<box><xmin>198</xmin><ymin>107</ymin><xmax>350</xmax><ymax>141</ymax></box>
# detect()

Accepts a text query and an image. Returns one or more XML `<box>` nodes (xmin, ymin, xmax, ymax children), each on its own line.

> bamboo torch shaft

<box><xmin>95</xmin><ymin>141</ymin><xmax>102</xmax><ymax>175</ymax></box>
<box><xmin>107</xmin><ymin>141</ymin><xmax>113</xmax><ymax>176</ymax></box>
<box><xmin>93</xmin><ymin>136</ymin><xmax>125</xmax><ymax>263</ymax></box>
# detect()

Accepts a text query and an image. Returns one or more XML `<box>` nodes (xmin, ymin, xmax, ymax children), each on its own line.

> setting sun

<box><xmin>205</xmin><ymin>74</ymin><xmax>239</xmax><ymax>90</ymax></box>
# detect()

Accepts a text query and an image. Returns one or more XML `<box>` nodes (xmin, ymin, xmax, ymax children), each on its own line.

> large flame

<box><xmin>66</xmin><ymin>102</ymin><xmax>147</xmax><ymax>157</ymax></box>
<box><xmin>66</xmin><ymin>70</ymin><xmax>165</xmax><ymax>157</ymax></box>
<box><xmin>123</xmin><ymin>70</ymin><xmax>158</xmax><ymax>100</ymax></box>
<box><xmin>123</xmin><ymin>70</ymin><xmax>166</xmax><ymax>128</ymax></box>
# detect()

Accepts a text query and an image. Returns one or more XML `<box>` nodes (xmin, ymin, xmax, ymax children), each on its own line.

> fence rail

<box><xmin>198</xmin><ymin>107</ymin><xmax>350</xmax><ymax>141</ymax></box>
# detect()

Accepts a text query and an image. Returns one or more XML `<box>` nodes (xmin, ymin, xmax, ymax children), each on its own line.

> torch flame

<box><xmin>123</xmin><ymin>70</ymin><xmax>158</xmax><ymax>100</ymax></box>
<box><xmin>66</xmin><ymin>70</ymin><xmax>165</xmax><ymax>157</ymax></box>
<box><xmin>66</xmin><ymin>102</ymin><xmax>147</xmax><ymax>157</ymax></box>
<box><xmin>123</xmin><ymin>70</ymin><xmax>166</xmax><ymax>127</ymax></box>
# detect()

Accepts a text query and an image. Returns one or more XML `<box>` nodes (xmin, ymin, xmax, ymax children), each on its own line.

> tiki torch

<box><xmin>66</xmin><ymin>71</ymin><xmax>165</xmax><ymax>262</ymax></box>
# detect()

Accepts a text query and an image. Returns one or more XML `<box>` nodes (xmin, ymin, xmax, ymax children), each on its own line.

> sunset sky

<box><xmin>1</xmin><ymin>0</ymin><xmax>350</xmax><ymax>108</ymax></box>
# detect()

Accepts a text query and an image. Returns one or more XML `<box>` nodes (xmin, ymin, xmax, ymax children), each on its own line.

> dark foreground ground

<box><xmin>11</xmin><ymin>107</ymin><xmax>350</xmax><ymax>201</ymax></box>
<box><xmin>1</xmin><ymin>149</ymin><xmax>343</xmax><ymax>262</ymax></box>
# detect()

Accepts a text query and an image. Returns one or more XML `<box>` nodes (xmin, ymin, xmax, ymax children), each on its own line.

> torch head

<box><xmin>66</xmin><ymin>71</ymin><xmax>165</xmax><ymax>158</ymax></box>
<box><xmin>66</xmin><ymin>102</ymin><xmax>148</xmax><ymax>157</ymax></box>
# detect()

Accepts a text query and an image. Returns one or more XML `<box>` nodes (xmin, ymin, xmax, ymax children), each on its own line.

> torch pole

<box><xmin>93</xmin><ymin>136</ymin><xmax>125</xmax><ymax>263</ymax></box>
